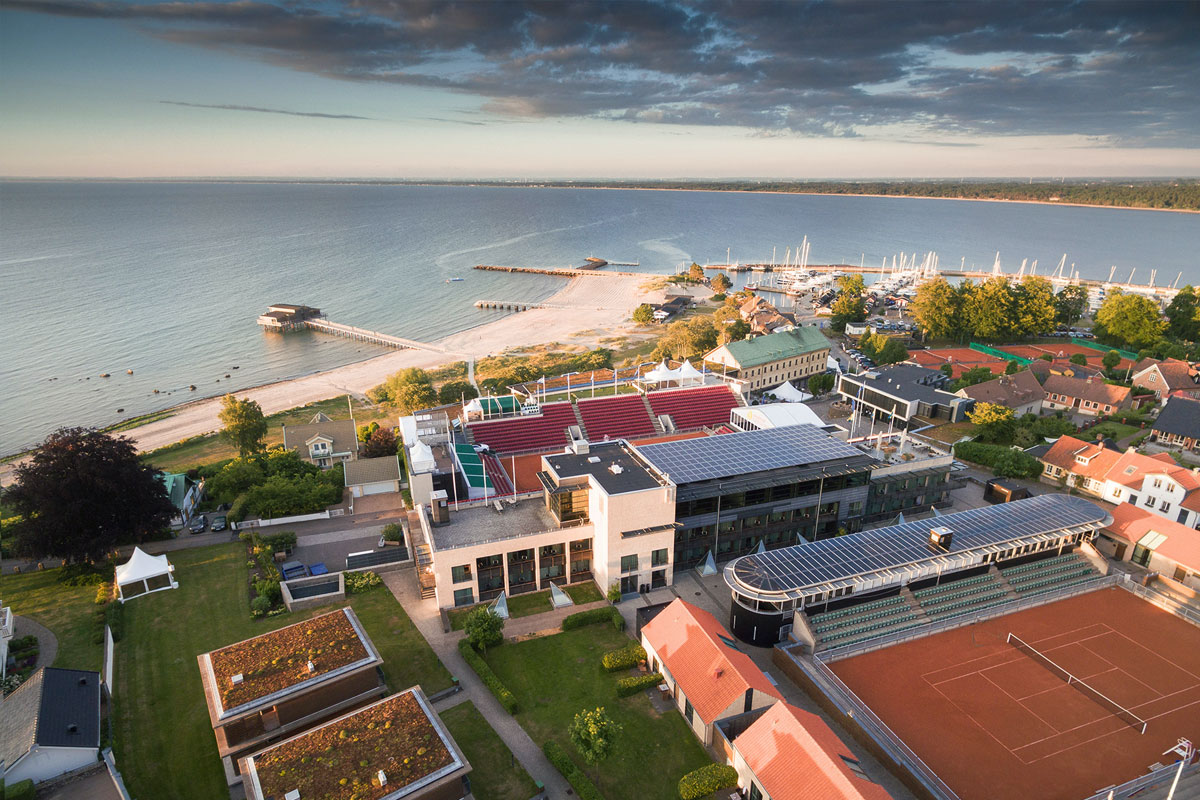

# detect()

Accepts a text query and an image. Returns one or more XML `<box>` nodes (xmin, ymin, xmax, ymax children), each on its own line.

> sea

<box><xmin>2</xmin><ymin>181</ymin><xmax>1199</xmax><ymax>455</ymax></box>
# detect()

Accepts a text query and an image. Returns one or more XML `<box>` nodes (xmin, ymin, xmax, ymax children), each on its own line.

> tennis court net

<box><xmin>1006</xmin><ymin>632</ymin><xmax>1147</xmax><ymax>734</ymax></box>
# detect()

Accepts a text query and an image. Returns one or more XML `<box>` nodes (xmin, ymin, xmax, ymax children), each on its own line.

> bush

<box><xmin>616</xmin><ymin>672</ymin><xmax>662</xmax><ymax>697</ymax></box>
<box><xmin>678</xmin><ymin>764</ymin><xmax>739</xmax><ymax>800</ymax></box>
<box><xmin>457</xmin><ymin>639</ymin><xmax>518</xmax><ymax>713</ymax></box>
<box><xmin>562</xmin><ymin>606</ymin><xmax>623</xmax><ymax>631</ymax></box>
<box><xmin>601</xmin><ymin>643</ymin><xmax>646</xmax><ymax>672</ymax></box>
<box><xmin>254</xmin><ymin>577</ymin><xmax>282</xmax><ymax>605</ymax></box>
<box><xmin>344</xmin><ymin>570</ymin><xmax>382</xmax><ymax>594</ymax></box>
<box><xmin>261</xmin><ymin>531</ymin><xmax>297</xmax><ymax>553</ymax></box>
<box><xmin>227</xmin><ymin>492</ymin><xmax>250</xmax><ymax>524</ymax></box>
<box><xmin>105</xmin><ymin>601</ymin><xmax>125</xmax><ymax>642</ymax></box>
<box><xmin>380</xmin><ymin>523</ymin><xmax>404</xmax><ymax>544</ymax></box>
<box><xmin>5</xmin><ymin>779</ymin><xmax>36</xmax><ymax>800</ymax></box>
<box><xmin>953</xmin><ymin>441</ymin><xmax>1041</xmax><ymax>479</ymax></box>
<box><xmin>95</xmin><ymin>580</ymin><xmax>113</xmax><ymax>605</ymax></box>
<box><xmin>606</xmin><ymin>582</ymin><xmax>622</xmax><ymax>603</ymax></box>
<box><xmin>542</xmin><ymin>741</ymin><xmax>604</xmax><ymax>800</ymax></box>
<box><xmin>250</xmin><ymin>595</ymin><xmax>273</xmax><ymax>618</ymax></box>
<box><xmin>58</xmin><ymin>562</ymin><xmax>111</xmax><ymax>586</ymax></box>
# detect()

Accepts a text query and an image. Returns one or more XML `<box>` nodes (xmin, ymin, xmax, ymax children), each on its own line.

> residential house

<box><xmin>705</xmin><ymin>327</ymin><xmax>831</xmax><ymax>392</ymax></box>
<box><xmin>197</xmin><ymin>607</ymin><xmax>386</xmax><ymax>786</ymax></box>
<box><xmin>1100</xmin><ymin>449</ymin><xmax>1200</xmax><ymax>529</ymax></box>
<box><xmin>717</xmin><ymin>702</ymin><xmax>891</xmax><ymax>800</ymax></box>
<box><xmin>1041</xmin><ymin>374</ymin><xmax>1131</xmax><ymax>417</ymax></box>
<box><xmin>641</xmin><ymin>599</ymin><xmax>782</xmax><ymax>746</ymax></box>
<box><xmin>837</xmin><ymin>363</ymin><xmax>971</xmax><ymax>427</ymax></box>
<box><xmin>282</xmin><ymin>412</ymin><xmax>359</xmax><ymax>468</ymax></box>
<box><xmin>1094</xmin><ymin>503</ymin><xmax>1200</xmax><ymax>590</ymax></box>
<box><xmin>0</xmin><ymin>668</ymin><xmax>101</xmax><ymax>786</ymax></box>
<box><xmin>1131</xmin><ymin>358</ymin><xmax>1200</xmax><ymax>404</ymax></box>
<box><xmin>344</xmin><ymin>455</ymin><xmax>402</xmax><ymax>498</ymax></box>
<box><xmin>1037</xmin><ymin>435</ymin><xmax>1123</xmax><ymax>497</ymax></box>
<box><xmin>159</xmin><ymin>471</ymin><xmax>202</xmax><ymax>527</ymax></box>
<box><xmin>1027</xmin><ymin>358</ymin><xmax>1104</xmax><ymax>382</ymax></box>
<box><xmin>1151</xmin><ymin>396</ymin><xmax>1200</xmax><ymax>452</ymax></box>
<box><xmin>955</xmin><ymin>370</ymin><xmax>1045</xmax><ymax>416</ymax></box>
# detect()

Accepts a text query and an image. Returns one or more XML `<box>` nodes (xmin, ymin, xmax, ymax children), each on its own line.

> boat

<box><xmin>445</xmin><ymin>277</ymin><xmax>464</xmax><ymax>283</ymax></box>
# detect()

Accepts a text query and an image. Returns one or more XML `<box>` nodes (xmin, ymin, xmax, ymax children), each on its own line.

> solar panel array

<box><xmin>634</xmin><ymin>424</ymin><xmax>863</xmax><ymax>484</ymax></box>
<box><xmin>729</xmin><ymin>494</ymin><xmax>1109</xmax><ymax>595</ymax></box>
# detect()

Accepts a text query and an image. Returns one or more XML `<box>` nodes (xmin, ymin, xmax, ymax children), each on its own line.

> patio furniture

<box><xmin>309</xmin><ymin>563</ymin><xmax>329</xmax><ymax>576</ymax></box>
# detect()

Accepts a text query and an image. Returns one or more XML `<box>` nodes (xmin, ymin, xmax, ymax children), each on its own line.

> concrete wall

<box><xmin>6</xmin><ymin>745</ymin><xmax>98</xmax><ymax>786</ymax></box>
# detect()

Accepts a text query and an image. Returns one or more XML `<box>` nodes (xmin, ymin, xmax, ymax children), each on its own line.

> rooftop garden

<box><xmin>209</xmin><ymin>607</ymin><xmax>370</xmax><ymax>710</ymax></box>
<box><xmin>251</xmin><ymin>691</ymin><xmax>455</xmax><ymax>800</ymax></box>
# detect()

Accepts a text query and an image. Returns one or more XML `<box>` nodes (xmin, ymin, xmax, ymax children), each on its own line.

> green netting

<box><xmin>479</xmin><ymin>396</ymin><xmax>521</xmax><ymax>414</ymax></box>
<box><xmin>1070</xmin><ymin>337</ymin><xmax>1137</xmax><ymax>361</ymax></box>
<box><xmin>969</xmin><ymin>342</ymin><xmax>1032</xmax><ymax>364</ymax></box>
<box><xmin>454</xmin><ymin>444</ymin><xmax>494</xmax><ymax>489</ymax></box>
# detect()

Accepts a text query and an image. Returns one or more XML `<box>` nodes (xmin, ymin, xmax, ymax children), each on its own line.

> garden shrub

<box><xmin>542</xmin><ymin>741</ymin><xmax>604</xmax><ymax>800</ymax></box>
<box><xmin>254</xmin><ymin>577</ymin><xmax>282</xmax><ymax>605</ymax></box>
<box><xmin>601</xmin><ymin>643</ymin><xmax>646</xmax><ymax>672</ymax></box>
<box><xmin>262</xmin><ymin>531</ymin><xmax>297</xmax><ymax>553</ymax></box>
<box><xmin>562</xmin><ymin>606</ymin><xmax>623</xmax><ymax>631</ymax></box>
<box><xmin>104</xmin><ymin>601</ymin><xmax>125</xmax><ymax>642</ymax></box>
<box><xmin>457</xmin><ymin>639</ymin><xmax>518</xmax><ymax>714</ymax></box>
<box><xmin>953</xmin><ymin>441</ymin><xmax>1041</xmax><ymax>479</ymax></box>
<box><xmin>344</xmin><ymin>570</ymin><xmax>383</xmax><ymax>594</ymax></box>
<box><xmin>678</xmin><ymin>764</ymin><xmax>739</xmax><ymax>800</ymax></box>
<box><xmin>58</xmin><ymin>562</ymin><xmax>111</xmax><ymax>586</ymax></box>
<box><xmin>5</xmin><ymin>778</ymin><xmax>36</xmax><ymax>800</ymax></box>
<box><xmin>616</xmin><ymin>672</ymin><xmax>663</xmax><ymax>697</ymax></box>
<box><xmin>250</xmin><ymin>595</ymin><xmax>273</xmax><ymax>618</ymax></box>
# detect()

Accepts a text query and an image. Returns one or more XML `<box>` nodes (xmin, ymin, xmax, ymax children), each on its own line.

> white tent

<box><xmin>644</xmin><ymin>360</ymin><xmax>680</xmax><ymax>383</ymax></box>
<box><xmin>115</xmin><ymin>547</ymin><xmax>177</xmax><ymax>603</ymax></box>
<box><xmin>408</xmin><ymin>439</ymin><xmax>436</xmax><ymax>474</ymax></box>
<box><xmin>766</xmin><ymin>381</ymin><xmax>813</xmax><ymax>403</ymax></box>
<box><xmin>677</xmin><ymin>360</ymin><xmax>704</xmax><ymax>384</ymax></box>
<box><xmin>827</xmin><ymin>355</ymin><xmax>842</xmax><ymax>373</ymax></box>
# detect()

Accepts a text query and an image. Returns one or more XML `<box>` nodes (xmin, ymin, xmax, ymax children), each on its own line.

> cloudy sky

<box><xmin>2</xmin><ymin>0</ymin><xmax>1198</xmax><ymax>178</ymax></box>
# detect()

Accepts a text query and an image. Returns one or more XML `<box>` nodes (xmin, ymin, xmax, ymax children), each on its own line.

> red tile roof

<box><xmin>960</xmin><ymin>369</ymin><xmax>1044</xmax><ymax>407</ymax></box>
<box><xmin>733</xmin><ymin>702</ymin><xmax>891</xmax><ymax>800</ymax></box>
<box><xmin>1043</xmin><ymin>374</ymin><xmax>1131</xmax><ymax>407</ymax></box>
<box><xmin>1105</xmin><ymin>449</ymin><xmax>1200</xmax><ymax>491</ymax></box>
<box><xmin>1039</xmin><ymin>436</ymin><xmax>1122</xmax><ymax>480</ymax></box>
<box><xmin>1137</xmin><ymin>358</ymin><xmax>1200</xmax><ymax>392</ymax></box>
<box><xmin>641</xmin><ymin>599</ymin><xmax>781</xmax><ymax>725</ymax></box>
<box><xmin>1104</xmin><ymin>503</ymin><xmax>1200</xmax><ymax>572</ymax></box>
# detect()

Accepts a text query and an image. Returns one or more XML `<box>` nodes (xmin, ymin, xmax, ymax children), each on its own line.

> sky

<box><xmin>1</xmin><ymin>0</ymin><xmax>1199</xmax><ymax>179</ymax></box>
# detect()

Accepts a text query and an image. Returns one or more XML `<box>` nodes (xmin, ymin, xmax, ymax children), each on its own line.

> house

<box><xmin>955</xmin><ymin>369</ymin><xmax>1045</xmax><ymax>416</ymax></box>
<box><xmin>197</xmin><ymin>607</ymin><xmax>386</xmax><ymax>786</ymax></box>
<box><xmin>1094</xmin><ymin>503</ymin><xmax>1200</xmax><ymax>590</ymax></box>
<box><xmin>1036</xmin><ymin>435</ymin><xmax>1122</xmax><ymax>497</ymax></box>
<box><xmin>1151</xmin><ymin>395</ymin><xmax>1200</xmax><ymax>452</ymax></box>
<box><xmin>344</xmin><ymin>455</ymin><xmax>402</xmax><ymax>498</ymax></box>
<box><xmin>1027</xmin><ymin>358</ymin><xmax>1104</xmax><ymax>382</ymax></box>
<box><xmin>640</xmin><ymin>599</ymin><xmax>782</xmax><ymax>746</ymax></box>
<box><xmin>0</xmin><ymin>667</ymin><xmax>101</xmax><ymax>786</ymax></box>
<box><xmin>705</xmin><ymin>327</ymin><xmax>831</xmax><ymax>392</ymax></box>
<box><xmin>1100</xmin><ymin>449</ymin><xmax>1200</xmax><ymax>529</ymax></box>
<box><xmin>652</xmin><ymin>295</ymin><xmax>691</xmax><ymax>322</ymax></box>
<box><xmin>239</xmin><ymin>687</ymin><xmax>471</xmax><ymax>800</ymax></box>
<box><xmin>717</xmin><ymin>702</ymin><xmax>891</xmax><ymax>800</ymax></box>
<box><xmin>1041</xmin><ymin>374</ymin><xmax>1131</xmax><ymax>417</ymax></box>
<box><xmin>282</xmin><ymin>412</ymin><xmax>359</xmax><ymax>467</ymax></box>
<box><xmin>1131</xmin><ymin>358</ymin><xmax>1200</xmax><ymax>404</ymax></box>
<box><xmin>837</xmin><ymin>363</ymin><xmax>971</xmax><ymax>427</ymax></box>
<box><xmin>159</xmin><ymin>471</ymin><xmax>202</xmax><ymax>527</ymax></box>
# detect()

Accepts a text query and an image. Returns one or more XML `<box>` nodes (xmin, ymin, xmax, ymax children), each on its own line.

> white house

<box><xmin>281</xmin><ymin>412</ymin><xmax>359</xmax><ymax>468</ymax></box>
<box><xmin>1100</xmin><ymin>450</ymin><xmax>1200</xmax><ymax>530</ymax></box>
<box><xmin>0</xmin><ymin>668</ymin><xmax>101</xmax><ymax>785</ymax></box>
<box><xmin>1095</xmin><ymin>503</ymin><xmax>1200</xmax><ymax>590</ymax></box>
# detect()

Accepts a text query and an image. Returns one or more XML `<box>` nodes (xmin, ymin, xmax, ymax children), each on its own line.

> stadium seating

<box><xmin>807</xmin><ymin>595</ymin><xmax>919</xmax><ymax>647</ymax></box>
<box><xmin>646</xmin><ymin>385</ymin><xmax>740</xmax><ymax>431</ymax></box>
<box><xmin>467</xmin><ymin>402</ymin><xmax>578</xmax><ymax>455</ymax></box>
<box><xmin>576</xmin><ymin>393</ymin><xmax>656</xmax><ymax>441</ymax></box>
<box><xmin>480</xmin><ymin>453</ymin><xmax>514</xmax><ymax>496</ymax></box>
<box><xmin>913</xmin><ymin>570</ymin><xmax>1014</xmax><ymax>621</ymax></box>
<box><xmin>1001</xmin><ymin>554</ymin><xmax>1098</xmax><ymax>597</ymax></box>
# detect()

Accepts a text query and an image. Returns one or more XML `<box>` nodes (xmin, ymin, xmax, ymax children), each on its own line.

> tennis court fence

<box><xmin>1006</xmin><ymin>632</ymin><xmax>1147</xmax><ymax>734</ymax></box>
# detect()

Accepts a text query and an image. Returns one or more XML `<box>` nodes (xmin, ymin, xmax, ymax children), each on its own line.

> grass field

<box><xmin>485</xmin><ymin>625</ymin><xmax>712</xmax><ymax>800</ymax></box>
<box><xmin>447</xmin><ymin>582</ymin><xmax>604</xmax><ymax>630</ymax></box>
<box><xmin>440</xmin><ymin>701</ymin><xmax>539</xmax><ymax>800</ymax></box>
<box><xmin>92</xmin><ymin>543</ymin><xmax>451</xmax><ymax>800</ymax></box>
<box><xmin>1083</xmin><ymin>421</ymin><xmax>1140</xmax><ymax>442</ymax></box>
<box><xmin>0</xmin><ymin>567</ymin><xmax>104</xmax><ymax>672</ymax></box>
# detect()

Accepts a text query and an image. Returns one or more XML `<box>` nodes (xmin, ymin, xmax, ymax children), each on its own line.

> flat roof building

<box><xmin>837</xmin><ymin>364</ymin><xmax>971</xmax><ymax>426</ymax></box>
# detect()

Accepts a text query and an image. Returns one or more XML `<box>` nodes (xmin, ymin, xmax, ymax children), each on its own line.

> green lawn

<box><xmin>564</xmin><ymin>582</ymin><xmax>604</xmax><ymax>605</ymax></box>
<box><xmin>440</xmin><ymin>702</ymin><xmax>539</xmax><ymax>800</ymax></box>
<box><xmin>448</xmin><ymin>582</ymin><xmax>604</xmax><ymax>630</ymax></box>
<box><xmin>103</xmin><ymin>543</ymin><xmax>451</xmax><ymax>800</ymax></box>
<box><xmin>485</xmin><ymin>626</ymin><xmax>712</xmax><ymax>800</ymax></box>
<box><xmin>1084</xmin><ymin>421</ymin><xmax>1140</xmax><ymax>442</ymax></box>
<box><xmin>0</xmin><ymin>568</ymin><xmax>104</xmax><ymax>672</ymax></box>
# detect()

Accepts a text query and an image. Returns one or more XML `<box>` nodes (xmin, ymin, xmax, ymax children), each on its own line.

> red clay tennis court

<box><xmin>998</xmin><ymin>342</ymin><xmax>1135</xmax><ymax>371</ymax></box>
<box><xmin>829</xmin><ymin>587</ymin><xmax>1200</xmax><ymax>800</ymax></box>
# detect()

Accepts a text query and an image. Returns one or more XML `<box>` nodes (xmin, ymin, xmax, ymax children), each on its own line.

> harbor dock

<box><xmin>474</xmin><ymin>264</ymin><xmax>643</xmax><ymax>278</ymax></box>
<box><xmin>257</xmin><ymin>305</ymin><xmax>448</xmax><ymax>353</ymax></box>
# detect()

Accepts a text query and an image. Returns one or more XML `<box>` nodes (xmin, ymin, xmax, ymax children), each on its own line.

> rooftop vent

<box><xmin>284</xmin><ymin>790</ymin><xmax>301</xmax><ymax>800</ymax></box>
<box><xmin>230</xmin><ymin>673</ymin><xmax>244</xmax><ymax>686</ymax></box>
<box><xmin>929</xmin><ymin>526</ymin><xmax>954</xmax><ymax>550</ymax></box>
<box><xmin>307</xmin><ymin>660</ymin><xmax>315</xmax><ymax>673</ymax></box>
<box><xmin>588</xmin><ymin>456</ymin><xmax>601</xmax><ymax>463</ymax></box>
<box><xmin>67</xmin><ymin>724</ymin><xmax>78</xmax><ymax>734</ymax></box>
<box><xmin>608</xmin><ymin>464</ymin><xmax>624</xmax><ymax>475</ymax></box>
<box><xmin>378</xmin><ymin>770</ymin><xmax>388</xmax><ymax>787</ymax></box>
<box><xmin>78</xmin><ymin>677</ymin><xmax>88</xmax><ymax>686</ymax></box>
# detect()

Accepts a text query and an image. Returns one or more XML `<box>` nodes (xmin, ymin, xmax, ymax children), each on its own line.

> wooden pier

<box><xmin>474</xmin><ymin>299</ymin><xmax>573</xmax><ymax>311</ymax></box>
<box><xmin>257</xmin><ymin>305</ymin><xmax>448</xmax><ymax>354</ymax></box>
<box><xmin>474</xmin><ymin>264</ymin><xmax>643</xmax><ymax>278</ymax></box>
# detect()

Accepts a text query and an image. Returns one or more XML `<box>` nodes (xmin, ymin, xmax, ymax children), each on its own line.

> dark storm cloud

<box><xmin>160</xmin><ymin>100</ymin><xmax>373</xmax><ymax>119</ymax></box>
<box><xmin>7</xmin><ymin>0</ymin><xmax>1199</xmax><ymax>144</ymax></box>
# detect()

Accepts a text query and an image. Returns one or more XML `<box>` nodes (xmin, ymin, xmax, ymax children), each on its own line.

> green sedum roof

<box><xmin>714</xmin><ymin>327</ymin><xmax>831</xmax><ymax>369</ymax></box>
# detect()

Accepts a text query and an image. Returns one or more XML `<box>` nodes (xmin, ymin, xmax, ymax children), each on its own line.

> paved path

<box><xmin>13</xmin><ymin>614</ymin><xmax>58</xmax><ymax>670</ymax></box>
<box><xmin>382</xmin><ymin>571</ymin><xmax>568</xmax><ymax>798</ymax></box>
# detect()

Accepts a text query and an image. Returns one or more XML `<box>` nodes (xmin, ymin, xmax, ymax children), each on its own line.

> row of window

<box><xmin>674</xmin><ymin>473</ymin><xmax>869</xmax><ymax>518</ymax></box>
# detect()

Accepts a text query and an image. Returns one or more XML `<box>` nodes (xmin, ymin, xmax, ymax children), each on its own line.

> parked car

<box><xmin>210</xmin><ymin>515</ymin><xmax>227</xmax><ymax>532</ymax></box>
<box><xmin>188</xmin><ymin>514</ymin><xmax>208</xmax><ymax>534</ymax></box>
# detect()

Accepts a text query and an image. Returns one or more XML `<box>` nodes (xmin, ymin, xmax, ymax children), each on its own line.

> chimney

<box><xmin>714</xmin><ymin>667</ymin><xmax>724</xmax><ymax>678</ymax></box>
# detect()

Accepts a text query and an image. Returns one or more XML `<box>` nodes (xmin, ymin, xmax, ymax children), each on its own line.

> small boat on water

<box><xmin>445</xmin><ymin>277</ymin><xmax>465</xmax><ymax>283</ymax></box>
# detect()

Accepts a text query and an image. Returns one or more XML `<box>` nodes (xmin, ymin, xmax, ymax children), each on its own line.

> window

<box><xmin>451</xmin><ymin>565</ymin><xmax>472</xmax><ymax>584</ymax></box>
<box><xmin>839</xmin><ymin>755</ymin><xmax>871</xmax><ymax>782</ymax></box>
<box><xmin>749</xmin><ymin>784</ymin><xmax>762</xmax><ymax>800</ymax></box>
<box><xmin>651</xmin><ymin>548</ymin><xmax>668</xmax><ymax>567</ymax></box>
<box><xmin>452</xmin><ymin>588</ymin><xmax>474</xmax><ymax>607</ymax></box>
<box><xmin>621</xmin><ymin>554</ymin><xmax>639</xmax><ymax>573</ymax></box>
<box><xmin>1175</xmin><ymin>566</ymin><xmax>1188</xmax><ymax>582</ymax></box>
<box><xmin>684</xmin><ymin>699</ymin><xmax>694</xmax><ymax>724</ymax></box>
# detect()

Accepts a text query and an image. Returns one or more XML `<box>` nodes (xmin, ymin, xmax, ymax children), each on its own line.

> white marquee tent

<box><xmin>115</xmin><ymin>547</ymin><xmax>177</xmax><ymax>603</ymax></box>
<box><xmin>766</xmin><ymin>381</ymin><xmax>814</xmax><ymax>403</ymax></box>
<box><xmin>643</xmin><ymin>360</ymin><xmax>681</xmax><ymax>383</ymax></box>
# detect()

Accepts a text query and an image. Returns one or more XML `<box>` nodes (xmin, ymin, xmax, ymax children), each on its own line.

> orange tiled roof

<box><xmin>1105</xmin><ymin>449</ymin><xmax>1200</xmax><ymax>492</ymax></box>
<box><xmin>1043</xmin><ymin>374</ymin><xmax>1131</xmax><ymax>407</ymax></box>
<box><xmin>1039</xmin><ymin>435</ymin><xmax>1122</xmax><ymax>480</ymax></box>
<box><xmin>641</xmin><ymin>599</ymin><xmax>781</xmax><ymax>725</ymax></box>
<box><xmin>961</xmin><ymin>369</ymin><xmax>1044</xmax><ymax>407</ymax></box>
<box><xmin>1104</xmin><ymin>503</ymin><xmax>1200</xmax><ymax>572</ymax></box>
<box><xmin>733</xmin><ymin>702</ymin><xmax>891</xmax><ymax>800</ymax></box>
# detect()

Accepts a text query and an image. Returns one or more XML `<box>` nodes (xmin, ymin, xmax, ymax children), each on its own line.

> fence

<box><xmin>102</xmin><ymin>748</ymin><xmax>134</xmax><ymax>800</ymax></box>
<box><xmin>1071</xmin><ymin>337</ymin><xmax>1138</xmax><ymax>361</ymax></box>
<box><xmin>1078</xmin><ymin>759</ymin><xmax>1199</xmax><ymax>800</ymax></box>
<box><xmin>1118</xmin><ymin>579</ymin><xmax>1200</xmax><ymax>629</ymax></box>
<box><xmin>969</xmin><ymin>342</ymin><xmax>1031</xmax><ymax>364</ymax></box>
<box><xmin>102</xmin><ymin>625</ymin><xmax>114</xmax><ymax>699</ymax></box>
<box><xmin>234</xmin><ymin>510</ymin><xmax>331</xmax><ymax>529</ymax></box>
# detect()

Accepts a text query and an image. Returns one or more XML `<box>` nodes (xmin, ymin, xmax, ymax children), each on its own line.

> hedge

<box><xmin>678</xmin><ymin>764</ymin><xmax>739</xmax><ymax>800</ymax></box>
<box><xmin>542</xmin><ymin>740</ymin><xmax>604</xmax><ymax>800</ymax></box>
<box><xmin>457</xmin><ymin>639</ymin><xmax>518</xmax><ymax>714</ymax></box>
<box><xmin>601</xmin><ymin>643</ymin><xmax>646</xmax><ymax>672</ymax></box>
<box><xmin>953</xmin><ymin>441</ymin><xmax>1041</xmax><ymax>479</ymax></box>
<box><xmin>562</xmin><ymin>606</ymin><xmax>624</xmax><ymax>631</ymax></box>
<box><xmin>4</xmin><ymin>779</ymin><xmax>35</xmax><ymax>800</ymax></box>
<box><xmin>616</xmin><ymin>672</ymin><xmax>663</xmax><ymax>698</ymax></box>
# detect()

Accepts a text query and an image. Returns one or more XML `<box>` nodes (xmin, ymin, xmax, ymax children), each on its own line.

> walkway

<box><xmin>382</xmin><ymin>571</ymin><xmax>569</xmax><ymax>798</ymax></box>
<box><xmin>13</xmin><ymin>614</ymin><xmax>58</xmax><ymax>671</ymax></box>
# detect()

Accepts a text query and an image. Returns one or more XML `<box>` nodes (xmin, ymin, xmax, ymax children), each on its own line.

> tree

<box><xmin>219</xmin><ymin>394</ymin><xmax>268</xmax><ymax>456</ymax></box>
<box><xmin>688</xmin><ymin>262</ymin><xmax>705</xmax><ymax>282</ymax></box>
<box><xmin>1039</xmin><ymin>353</ymin><xmax>1054</xmax><ymax>361</ymax></box>
<box><xmin>632</xmin><ymin>303</ymin><xmax>655</xmax><ymax>324</ymax></box>
<box><xmin>711</xmin><ymin>272</ymin><xmax>732</xmax><ymax>294</ymax></box>
<box><xmin>807</xmin><ymin>373</ymin><xmax>836</xmax><ymax>395</ymax></box>
<box><xmin>357</xmin><ymin>421</ymin><xmax>380</xmax><ymax>443</ymax></box>
<box><xmin>965</xmin><ymin>277</ymin><xmax>1016</xmax><ymax>341</ymax></box>
<box><xmin>1102</xmin><ymin>350</ymin><xmax>1122</xmax><ymax>371</ymax></box>
<box><xmin>463</xmin><ymin>606</ymin><xmax>504</xmax><ymax>652</ymax></box>
<box><xmin>1069</xmin><ymin>353</ymin><xmax>1088</xmax><ymax>366</ymax></box>
<box><xmin>1013</xmin><ymin>276</ymin><xmax>1056</xmax><ymax>337</ymax></box>
<box><xmin>569</xmin><ymin>706</ymin><xmax>622</xmax><ymax>768</ymax></box>
<box><xmin>910</xmin><ymin>278</ymin><xmax>961</xmax><ymax>340</ymax></box>
<box><xmin>1055</xmin><ymin>285</ymin><xmax>1088</xmax><ymax>326</ymax></box>
<box><xmin>362</xmin><ymin>427</ymin><xmax>398</xmax><ymax>458</ymax></box>
<box><xmin>438</xmin><ymin>380</ymin><xmax>478</xmax><ymax>406</ymax></box>
<box><xmin>939</xmin><ymin>363</ymin><xmax>954</xmax><ymax>377</ymax></box>
<box><xmin>830</xmin><ymin>275</ymin><xmax>867</xmax><ymax>333</ymax></box>
<box><xmin>652</xmin><ymin>316</ymin><xmax>718</xmax><ymax>360</ymax></box>
<box><xmin>206</xmin><ymin>457</ymin><xmax>266</xmax><ymax>503</ymax></box>
<box><xmin>726</xmin><ymin>320</ymin><xmax>750</xmax><ymax>342</ymax></box>
<box><xmin>968</xmin><ymin>402</ymin><xmax>1016</xmax><ymax>444</ymax></box>
<box><xmin>393</xmin><ymin>381</ymin><xmax>438</xmax><ymax>415</ymax></box>
<box><xmin>1165</xmin><ymin>285</ymin><xmax>1199</xmax><ymax>341</ymax></box>
<box><xmin>1004</xmin><ymin>359</ymin><xmax>1020</xmax><ymax>375</ymax></box>
<box><xmin>1094</xmin><ymin>289</ymin><xmax>1166</xmax><ymax>348</ymax></box>
<box><xmin>7</xmin><ymin>428</ymin><xmax>174</xmax><ymax>561</ymax></box>
<box><xmin>951</xmin><ymin>366</ymin><xmax>995</xmax><ymax>391</ymax></box>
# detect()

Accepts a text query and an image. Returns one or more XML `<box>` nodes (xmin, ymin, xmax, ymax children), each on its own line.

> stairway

<box><xmin>990</xmin><ymin>565</ymin><xmax>1019</xmax><ymax>600</ymax></box>
<box><xmin>571</xmin><ymin>403</ymin><xmax>589</xmax><ymax>440</ymax></box>
<box><xmin>900</xmin><ymin>586</ymin><xmax>931</xmax><ymax>623</ymax></box>
<box><xmin>640</xmin><ymin>394</ymin><xmax>665</xmax><ymax>433</ymax></box>
<box><xmin>407</xmin><ymin>509</ymin><xmax>437</xmax><ymax>600</ymax></box>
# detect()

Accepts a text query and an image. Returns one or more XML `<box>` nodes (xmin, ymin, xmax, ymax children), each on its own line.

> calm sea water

<box><xmin>2</xmin><ymin>181</ymin><xmax>1198</xmax><ymax>454</ymax></box>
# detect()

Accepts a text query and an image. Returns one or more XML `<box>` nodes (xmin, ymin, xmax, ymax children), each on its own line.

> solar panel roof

<box><xmin>726</xmin><ymin>494</ymin><xmax>1110</xmax><ymax>597</ymax></box>
<box><xmin>634</xmin><ymin>425</ymin><xmax>863</xmax><ymax>484</ymax></box>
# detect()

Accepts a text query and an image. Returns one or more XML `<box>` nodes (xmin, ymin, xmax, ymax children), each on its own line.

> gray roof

<box><xmin>344</xmin><ymin>455</ymin><xmax>401</xmax><ymax>486</ymax></box>
<box><xmin>1153</xmin><ymin>396</ymin><xmax>1200</xmax><ymax>439</ymax></box>
<box><xmin>635</xmin><ymin>425</ymin><xmax>863</xmax><ymax>485</ymax></box>
<box><xmin>282</xmin><ymin>417</ymin><xmax>359</xmax><ymax>458</ymax></box>
<box><xmin>842</xmin><ymin>363</ymin><xmax>960</xmax><ymax>406</ymax></box>
<box><xmin>544</xmin><ymin>442</ymin><xmax>664</xmax><ymax>495</ymax></box>
<box><xmin>0</xmin><ymin>668</ymin><xmax>101</xmax><ymax>770</ymax></box>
